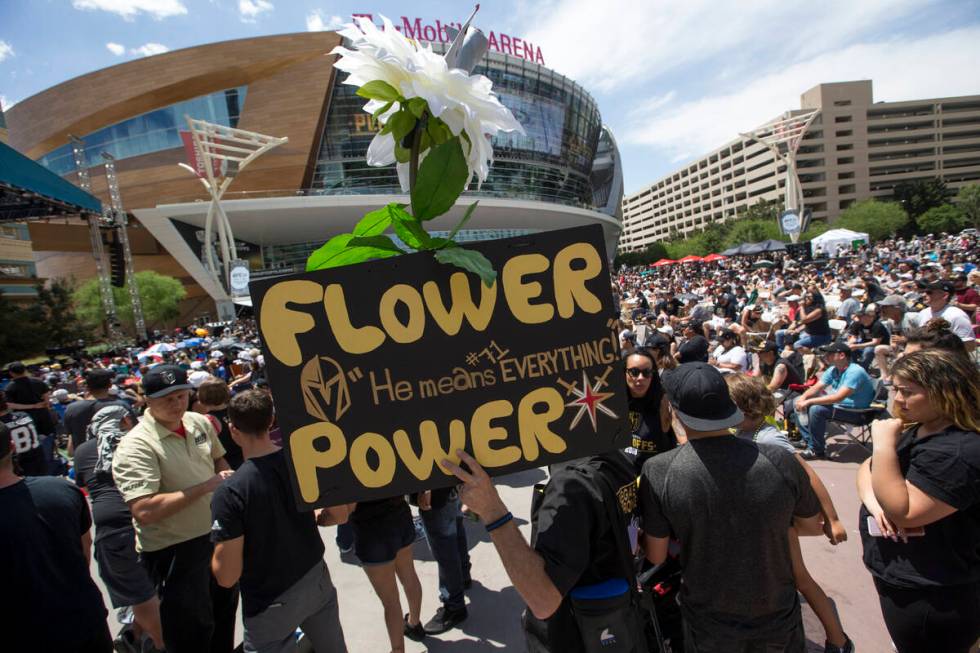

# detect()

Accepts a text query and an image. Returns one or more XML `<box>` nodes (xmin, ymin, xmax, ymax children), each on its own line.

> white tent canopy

<box><xmin>811</xmin><ymin>228</ymin><xmax>869</xmax><ymax>257</ymax></box>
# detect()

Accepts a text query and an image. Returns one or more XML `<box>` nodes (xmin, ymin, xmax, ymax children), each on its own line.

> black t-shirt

<box><xmin>1</xmin><ymin>410</ymin><xmax>47</xmax><ymax>476</ymax></box>
<box><xmin>716</xmin><ymin>298</ymin><xmax>737</xmax><ymax>321</ymax></box>
<box><xmin>4</xmin><ymin>376</ymin><xmax>55</xmax><ymax>435</ymax></box>
<box><xmin>73</xmin><ymin>438</ymin><xmax>133</xmax><ymax>542</ymax></box>
<box><xmin>64</xmin><ymin>398</ymin><xmax>134</xmax><ymax>450</ymax></box>
<box><xmin>0</xmin><ymin>477</ymin><xmax>107</xmax><ymax>650</ymax></box>
<box><xmin>640</xmin><ymin>437</ymin><xmax>819</xmax><ymax>639</ymax></box>
<box><xmin>665</xmin><ymin>298</ymin><xmax>683</xmax><ymax>317</ymax></box>
<box><xmin>526</xmin><ymin>452</ymin><xmax>638</xmax><ymax>653</ymax></box>
<box><xmin>351</xmin><ymin>495</ymin><xmax>408</xmax><ymax>523</ymax></box>
<box><xmin>762</xmin><ymin>355</ymin><xmax>805</xmax><ymax>391</ymax></box>
<box><xmin>626</xmin><ymin>392</ymin><xmax>675</xmax><ymax>471</ymax></box>
<box><xmin>209</xmin><ymin>407</ymin><xmax>242</xmax><ymax>470</ymax></box>
<box><xmin>861</xmin><ymin>426</ymin><xmax>980</xmax><ymax>589</ymax></box>
<box><xmin>210</xmin><ymin>449</ymin><xmax>326</xmax><ymax>617</ymax></box>
<box><xmin>802</xmin><ymin>303</ymin><xmax>831</xmax><ymax>336</ymax></box>
<box><xmin>847</xmin><ymin>319</ymin><xmax>891</xmax><ymax>346</ymax></box>
<box><xmin>678</xmin><ymin>335</ymin><xmax>709</xmax><ymax>363</ymax></box>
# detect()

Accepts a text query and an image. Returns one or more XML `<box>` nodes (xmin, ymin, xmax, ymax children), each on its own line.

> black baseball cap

<box><xmin>752</xmin><ymin>341</ymin><xmax>779</xmax><ymax>355</ymax></box>
<box><xmin>85</xmin><ymin>369</ymin><xmax>114</xmax><ymax>390</ymax></box>
<box><xmin>142</xmin><ymin>364</ymin><xmax>193</xmax><ymax>399</ymax></box>
<box><xmin>662</xmin><ymin>363</ymin><xmax>744</xmax><ymax>432</ymax></box>
<box><xmin>817</xmin><ymin>342</ymin><xmax>851</xmax><ymax>355</ymax></box>
<box><xmin>922</xmin><ymin>280</ymin><xmax>955</xmax><ymax>294</ymax></box>
<box><xmin>7</xmin><ymin>362</ymin><xmax>25</xmax><ymax>374</ymax></box>
<box><xmin>719</xmin><ymin>329</ymin><xmax>737</xmax><ymax>341</ymax></box>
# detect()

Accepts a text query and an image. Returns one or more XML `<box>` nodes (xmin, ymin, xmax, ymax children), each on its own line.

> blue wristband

<box><xmin>485</xmin><ymin>511</ymin><xmax>513</xmax><ymax>533</ymax></box>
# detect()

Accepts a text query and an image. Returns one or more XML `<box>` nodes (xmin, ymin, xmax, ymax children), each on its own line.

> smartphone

<box><xmin>866</xmin><ymin>516</ymin><xmax>925</xmax><ymax>538</ymax></box>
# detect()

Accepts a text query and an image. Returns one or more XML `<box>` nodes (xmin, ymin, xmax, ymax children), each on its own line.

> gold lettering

<box><xmin>518</xmin><ymin>387</ymin><xmax>567</xmax><ymax>461</ymax></box>
<box><xmin>349</xmin><ymin>432</ymin><xmax>397</xmax><ymax>488</ymax></box>
<box><xmin>261</xmin><ymin>280</ymin><xmax>323</xmax><ymax>367</ymax></box>
<box><xmin>502</xmin><ymin>254</ymin><xmax>553</xmax><ymax>324</ymax></box>
<box><xmin>379</xmin><ymin>284</ymin><xmax>426</xmax><ymax>343</ymax></box>
<box><xmin>324</xmin><ymin>284</ymin><xmax>385</xmax><ymax>354</ymax></box>
<box><xmin>470</xmin><ymin>400</ymin><xmax>521</xmax><ymax>467</ymax></box>
<box><xmin>553</xmin><ymin>243</ymin><xmax>602</xmax><ymax>318</ymax></box>
<box><xmin>419</xmin><ymin>378</ymin><xmax>438</xmax><ymax>398</ymax></box>
<box><xmin>393</xmin><ymin>420</ymin><xmax>465</xmax><ymax>480</ymax></box>
<box><xmin>291</xmin><ymin>421</ymin><xmax>348</xmax><ymax>503</ymax></box>
<box><xmin>423</xmin><ymin>273</ymin><xmax>497</xmax><ymax>335</ymax></box>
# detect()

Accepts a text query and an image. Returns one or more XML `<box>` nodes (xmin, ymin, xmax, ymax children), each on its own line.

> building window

<box><xmin>839</xmin><ymin>184</ymin><xmax>856</xmax><ymax>194</ymax></box>
<box><xmin>837</xmin><ymin>143</ymin><xmax>854</xmax><ymax>151</ymax></box>
<box><xmin>840</xmin><ymin>199</ymin><xmax>855</xmax><ymax>210</ymax></box>
<box><xmin>833</xmin><ymin>100</ymin><xmax>852</xmax><ymax>107</ymax></box>
<box><xmin>37</xmin><ymin>86</ymin><xmax>248</xmax><ymax>175</ymax></box>
<box><xmin>836</xmin><ymin>130</ymin><xmax>853</xmax><ymax>137</ymax></box>
<box><xmin>838</xmin><ymin>157</ymin><xmax>855</xmax><ymax>165</ymax></box>
<box><xmin>834</xmin><ymin>115</ymin><xmax>853</xmax><ymax>123</ymax></box>
<box><xmin>838</xmin><ymin>171</ymin><xmax>855</xmax><ymax>179</ymax></box>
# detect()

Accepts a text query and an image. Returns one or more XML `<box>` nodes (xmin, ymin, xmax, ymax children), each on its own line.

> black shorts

<box><xmin>352</xmin><ymin>500</ymin><xmax>415</xmax><ymax>566</ymax></box>
<box><xmin>94</xmin><ymin>529</ymin><xmax>157</xmax><ymax>608</ymax></box>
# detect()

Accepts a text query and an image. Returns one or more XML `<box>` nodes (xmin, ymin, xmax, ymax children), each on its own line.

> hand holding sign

<box><xmin>441</xmin><ymin>450</ymin><xmax>508</xmax><ymax>525</ymax></box>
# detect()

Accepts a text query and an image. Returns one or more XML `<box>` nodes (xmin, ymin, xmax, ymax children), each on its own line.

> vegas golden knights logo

<box><xmin>300</xmin><ymin>356</ymin><xmax>352</xmax><ymax>422</ymax></box>
<box><xmin>628</xmin><ymin>410</ymin><xmax>641</xmax><ymax>434</ymax></box>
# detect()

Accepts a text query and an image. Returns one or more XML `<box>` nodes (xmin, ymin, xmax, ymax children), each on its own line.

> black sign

<box><xmin>251</xmin><ymin>225</ymin><xmax>629</xmax><ymax>509</ymax></box>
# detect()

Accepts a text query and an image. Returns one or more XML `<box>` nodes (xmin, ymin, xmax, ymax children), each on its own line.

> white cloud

<box><xmin>625</xmin><ymin>27</ymin><xmax>980</xmax><ymax>167</ymax></box>
<box><xmin>522</xmin><ymin>0</ymin><xmax>930</xmax><ymax>92</ymax></box>
<box><xmin>306</xmin><ymin>10</ymin><xmax>344</xmax><ymax>32</ymax></box>
<box><xmin>0</xmin><ymin>95</ymin><xmax>10</xmax><ymax>111</ymax></box>
<box><xmin>130</xmin><ymin>42</ymin><xmax>170</xmax><ymax>57</ymax></box>
<box><xmin>0</xmin><ymin>40</ymin><xmax>13</xmax><ymax>63</ymax></box>
<box><xmin>106</xmin><ymin>42</ymin><xmax>126</xmax><ymax>56</ymax></box>
<box><xmin>71</xmin><ymin>0</ymin><xmax>187</xmax><ymax>21</ymax></box>
<box><xmin>239</xmin><ymin>0</ymin><xmax>273</xmax><ymax>22</ymax></box>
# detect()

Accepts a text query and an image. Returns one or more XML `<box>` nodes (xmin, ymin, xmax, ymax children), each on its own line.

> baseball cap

<box><xmin>188</xmin><ymin>370</ymin><xmax>211</xmax><ymax>388</ymax></box>
<box><xmin>52</xmin><ymin>388</ymin><xmax>70</xmax><ymax>403</ymax></box>
<box><xmin>645</xmin><ymin>333</ymin><xmax>671</xmax><ymax>350</ymax></box>
<box><xmin>142</xmin><ymin>364</ymin><xmax>193</xmax><ymax>399</ymax></box>
<box><xmin>210</xmin><ymin>350</ymin><xmax>225</xmax><ymax>359</ymax></box>
<box><xmin>85</xmin><ymin>369</ymin><xmax>114</xmax><ymax>390</ymax></box>
<box><xmin>860</xmin><ymin>303</ymin><xmax>878</xmax><ymax>315</ymax></box>
<box><xmin>878</xmin><ymin>294</ymin><xmax>907</xmax><ymax>309</ymax></box>
<box><xmin>7</xmin><ymin>362</ymin><xmax>25</xmax><ymax>374</ymax></box>
<box><xmin>657</xmin><ymin>325</ymin><xmax>674</xmax><ymax>336</ymax></box>
<box><xmin>785</xmin><ymin>294</ymin><xmax>801</xmax><ymax>302</ymax></box>
<box><xmin>719</xmin><ymin>329</ymin><xmax>737</xmax><ymax>341</ymax></box>
<box><xmin>923</xmin><ymin>279</ymin><xmax>955</xmax><ymax>294</ymax></box>
<box><xmin>662</xmin><ymin>363</ymin><xmax>744</xmax><ymax>432</ymax></box>
<box><xmin>817</xmin><ymin>342</ymin><xmax>851</xmax><ymax>355</ymax></box>
<box><xmin>752</xmin><ymin>341</ymin><xmax>779</xmax><ymax>355</ymax></box>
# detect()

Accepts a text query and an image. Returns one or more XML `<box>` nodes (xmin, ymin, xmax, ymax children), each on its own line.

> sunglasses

<box><xmin>626</xmin><ymin>367</ymin><xmax>654</xmax><ymax>378</ymax></box>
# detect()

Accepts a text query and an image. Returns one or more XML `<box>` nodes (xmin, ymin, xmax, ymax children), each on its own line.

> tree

<box><xmin>835</xmin><ymin>199</ymin><xmax>910</xmax><ymax>241</ymax></box>
<box><xmin>799</xmin><ymin>220</ymin><xmax>831</xmax><ymax>242</ymax></box>
<box><xmin>36</xmin><ymin>278</ymin><xmax>90</xmax><ymax>347</ymax></box>
<box><xmin>75</xmin><ymin>270</ymin><xmax>187</xmax><ymax>333</ymax></box>
<box><xmin>893</xmin><ymin>178</ymin><xmax>948</xmax><ymax>219</ymax></box>
<box><xmin>642</xmin><ymin>242</ymin><xmax>668</xmax><ymax>263</ymax></box>
<box><xmin>0</xmin><ymin>294</ymin><xmax>46</xmax><ymax>362</ymax></box>
<box><xmin>724</xmin><ymin>219</ymin><xmax>783</xmax><ymax>248</ymax></box>
<box><xmin>954</xmin><ymin>183</ymin><xmax>980</xmax><ymax>228</ymax></box>
<box><xmin>916</xmin><ymin>204</ymin><xmax>966</xmax><ymax>234</ymax></box>
<box><xmin>740</xmin><ymin>198</ymin><xmax>782</xmax><ymax>223</ymax></box>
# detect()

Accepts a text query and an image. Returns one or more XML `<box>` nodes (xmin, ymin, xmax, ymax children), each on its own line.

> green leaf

<box><xmin>372</xmin><ymin>100</ymin><xmax>395</xmax><ymax>118</ymax></box>
<box><xmin>347</xmin><ymin>234</ymin><xmax>404</xmax><ymax>254</ymax></box>
<box><xmin>390</xmin><ymin>209</ymin><xmax>433</xmax><ymax>250</ymax></box>
<box><xmin>394</xmin><ymin>142</ymin><xmax>411</xmax><ymax>164</ymax></box>
<box><xmin>426</xmin><ymin>118</ymin><xmax>453</xmax><ymax>145</ymax></box>
<box><xmin>306</xmin><ymin>234</ymin><xmax>398</xmax><ymax>271</ymax></box>
<box><xmin>353</xmin><ymin>204</ymin><xmax>397</xmax><ymax>237</ymax></box>
<box><xmin>356</xmin><ymin>80</ymin><xmax>401</xmax><ymax>102</ymax></box>
<box><xmin>407</xmin><ymin>97</ymin><xmax>428</xmax><ymax>119</ymax></box>
<box><xmin>434</xmin><ymin>246</ymin><xmax>497</xmax><ymax>287</ymax></box>
<box><xmin>411</xmin><ymin>138</ymin><xmax>468</xmax><ymax>221</ymax></box>
<box><xmin>429</xmin><ymin>237</ymin><xmax>454</xmax><ymax>249</ymax></box>
<box><xmin>387</xmin><ymin>109</ymin><xmax>417</xmax><ymax>143</ymax></box>
<box><xmin>447</xmin><ymin>201</ymin><xmax>479</xmax><ymax>242</ymax></box>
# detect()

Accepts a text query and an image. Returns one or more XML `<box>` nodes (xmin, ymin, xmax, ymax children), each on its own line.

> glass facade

<box><xmin>37</xmin><ymin>87</ymin><xmax>247</xmax><ymax>175</ymax></box>
<box><xmin>312</xmin><ymin>46</ymin><xmax>604</xmax><ymax>210</ymax></box>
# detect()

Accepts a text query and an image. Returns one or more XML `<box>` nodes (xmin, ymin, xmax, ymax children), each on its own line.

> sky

<box><xmin>1</xmin><ymin>0</ymin><xmax>979</xmax><ymax>195</ymax></box>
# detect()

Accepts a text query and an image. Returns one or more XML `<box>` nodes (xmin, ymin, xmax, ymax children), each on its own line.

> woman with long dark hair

<box><xmin>857</xmin><ymin>349</ymin><xmax>980</xmax><ymax>651</ymax></box>
<box><xmin>790</xmin><ymin>288</ymin><xmax>832</xmax><ymax>352</ymax></box>
<box><xmin>623</xmin><ymin>348</ymin><xmax>679</xmax><ymax>472</ymax></box>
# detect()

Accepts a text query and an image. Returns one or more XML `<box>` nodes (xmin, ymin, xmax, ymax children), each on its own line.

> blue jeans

<box><xmin>420</xmin><ymin>493</ymin><xmax>471</xmax><ymax>611</ymax></box>
<box><xmin>798</xmin><ymin>404</ymin><xmax>833</xmax><ymax>456</ymax></box>
<box><xmin>854</xmin><ymin>345</ymin><xmax>875</xmax><ymax>370</ymax></box>
<box><xmin>775</xmin><ymin>329</ymin><xmax>790</xmax><ymax>350</ymax></box>
<box><xmin>794</xmin><ymin>333</ymin><xmax>832</xmax><ymax>351</ymax></box>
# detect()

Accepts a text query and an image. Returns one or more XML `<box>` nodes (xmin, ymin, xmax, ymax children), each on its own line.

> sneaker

<box><xmin>112</xmin><ymin>627</ymin><xmax>139</xmax><ymax>653</ymax></box>
<box><xmin>791</xmin><ymin>439</ymin><xmax>808</xmax><ymax>450</ymax></box>
<box><xmin>824</xmin><ymin>634</ymin><xmax>854</xmax><ymax>653</ymax></box>
<box><xmin>800</xmin><ymin>448</ymin><xmax>825</xmax><ymax>460</ymax></box>
<box><xmin>423</xmin><ymin>606</ymin><xmax>469</xmax><ymax>635</ymax></box>
<box><xmin>404</xmin><ymin>614</ymin><xmax>426</xmax><ymax>642</ymax></box>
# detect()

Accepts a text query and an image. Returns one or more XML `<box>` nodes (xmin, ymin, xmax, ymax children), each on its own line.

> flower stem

<box><xmin>408</xmin><ymin>113</ymin><xmax>428</xmax><ymax>192</ymax></box>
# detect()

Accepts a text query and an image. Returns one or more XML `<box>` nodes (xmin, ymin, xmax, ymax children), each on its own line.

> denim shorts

<box><xmin>351</xmin><ymin>500</ymin><xmax>415</xmax><ymax>566</ymax></box>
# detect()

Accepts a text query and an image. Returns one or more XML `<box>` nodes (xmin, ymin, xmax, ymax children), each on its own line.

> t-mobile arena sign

<box><xmin>353</xmin><ymin>13</ymin><xmax>545</xmax><ymax>65</ymax></box>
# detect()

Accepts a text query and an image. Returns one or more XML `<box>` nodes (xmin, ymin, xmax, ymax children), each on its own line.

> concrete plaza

<box><xmin>94</xmin><ymin>442</ymin><xmax>892</xmax><ymax>652</ymax></box>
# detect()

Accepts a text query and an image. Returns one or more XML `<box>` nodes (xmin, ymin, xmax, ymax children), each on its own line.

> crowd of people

<box><xmin>1</xmin><ymin>229</ymin><xmax>978</xmax><ymax>653</ymax></box>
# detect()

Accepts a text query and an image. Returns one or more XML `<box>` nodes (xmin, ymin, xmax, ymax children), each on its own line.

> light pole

<box><xmin>740</xmin><ymin>109</ymin><xmax>819</xmax><ymax>242</ymax></box>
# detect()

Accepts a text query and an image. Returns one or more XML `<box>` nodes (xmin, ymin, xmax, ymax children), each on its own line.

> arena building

<box><xmin>5</xmin><ymin>27</ymin><xmax>622</xmax><ymax>321</ymax></box>
<box><xmin>620</xmin><ymin>80</ymin><xmax>980</xmax><ymax>252</ymax></box>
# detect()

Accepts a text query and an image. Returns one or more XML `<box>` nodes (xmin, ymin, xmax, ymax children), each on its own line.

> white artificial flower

<box><xmin>331</xmin><ymin>15</ymin><xmax>524</xmax><ymax>191</ymax></box>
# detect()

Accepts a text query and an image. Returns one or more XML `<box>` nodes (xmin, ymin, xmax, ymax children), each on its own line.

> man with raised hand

<box><xmin>112</xmin><ymin>364</ymin><xmax>238</xmax><ymax>653</ymax></box>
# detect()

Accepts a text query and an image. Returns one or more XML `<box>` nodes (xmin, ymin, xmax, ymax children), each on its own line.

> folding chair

<box><xmin>826</xmin><ymin>378</ymin><xmax>890</xmax><ymax>453</ymax></box>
